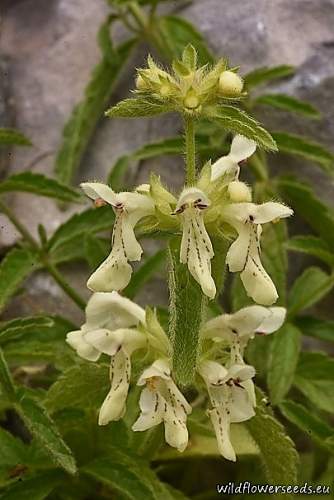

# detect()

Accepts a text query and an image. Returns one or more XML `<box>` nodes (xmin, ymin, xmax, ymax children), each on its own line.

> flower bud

<box><xmin>219</xmin><ymin>71</ymin><xmax>243</xmax><ymax>96</ymax></box>
<box><xmin>136</xmin><ymin>74</ymin><xmax>148</xmax><ymax>91</ymax></box>
<box><xmin>228</xmin><ymin>181</ymin><xmax>252</xmax><ymax>202</ymax></box>
<box><xmin>183</xmin><ymin>90</ymin><xmax>200</xmax><ymax>111</ymax></box>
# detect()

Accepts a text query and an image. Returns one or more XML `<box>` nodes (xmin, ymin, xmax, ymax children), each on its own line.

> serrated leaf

<box><xmin>273</xmin><ymin>132</ymin><xmax>334</xmax><ymax>173</ymax></box>
<box><xmin>47</xmin><ymin>205</ymin><xmax>114</xmax><ymax>254</ymax></box>
<box><xmin>15</xmin><ymin>396</ymin><xmax>77</xmax><ymax>475</ymax></box>
<box><xmin>0</xmin><ymin>248</ymin><xmax>39</xmax><ymax>313</ymax></box>
<box><xmin>83</xmin><ymin>451</ymin><xmax>179</xmax><ymax>500</ymax></box>
<box><xmin>294</xmin><ymin>352</ymin><xmax>334</xmax><ymax>413</ymax></box>
<box><xmin>278</xmin><ymin>177</ymin><xmax>334</xmax><ymax>248</ymax></box>
<box><xmin>106</xmin><ymin>97</ymin><xmax>175</xmax><ymax>118</ymax></box>
<box><xmin>279</xmin><ymin>400</ymin><xmax>334</xmax><ymax>453</ymax></box>
<box><xmin>0</xmin><ymin>128</ymin><xmax>32</xmax><ymax>146</ymax></box>
<box><xmin>124</xmin><ymin>250</ymin><xmax>165</xmax><ymax>299</ymax></box>
<box><xmin>295</xmin><ymin>315</ymin><xmax>334</xmax><ymax>343</ymax></box>
<box><xmin>286</xmin><ymin>236</ymin><xmax>334</xmax><ymax>266</ymax></box>
<box><xmin>45</xmin><ymin>364</ymin><xmax>109</xmax><ymax>413</ymax></box>
<box><xmin>0</xmin><ymin>471</ymin><xmax>63</xmax><ymax>500</ymax></box>
<box><xmin>209</xmin><ymin>105</ymin><xmax>277</xmax><ymax>151</ymax></box>
<box><xmin>245</xmin><ymin>391</ymin><xmax>299</xmax><ymax>491</ymax></box>
<box><xmin>0</xmin><ymin>172</ymin><xmax>81</xmax><ymax>202</ymax></box>
<box><xmin>267</xmin><ymin>324</ymin><xmax>301</xmax><ymax>405</ymax></box>
<box><xmin>156</xmin><ymin>15</ymin><xmax>213</xmax><ymax>64</ymax></box>
<box><xmin>84</xmin><ymin>233</ymin><xmax>109</xmax><ymax>270</ymax></box>
<box><xmin>0</xmin><ymin>427</ymin><xmax>27</xmax><ymax>467</ymax></box>
<box><xmin>0</xmin><ymin>317</ymin><xmax>54</xmax><ymax>344</ymax></box>
<box><xmin>244</xmin><ymin>65</ymin><xmax>295</xmax><ymax>88</ymax></box>
<box><xmin>288</xmin><ymin>267</ymin><xmax>334</xmax><ymax>317</ymax></box>
<box><xmin>255</xmin><ymin>94</ymin><xmax>321</xmax><ymax>118</ymax></box>
<box><xmin>55</xmin><ymin>37</ymin><xmax>136</xmax><ymax>185</ymax></box>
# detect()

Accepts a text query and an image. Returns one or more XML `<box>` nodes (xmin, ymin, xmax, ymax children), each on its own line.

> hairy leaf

<box><xmin>55</xmin><ymin>36</ymin><xmax>136</xmax><ymax>185</ymax></box>
<box><xmin>255</xmin><ymin>94</ymin><xmax>321</xmax><ymax>118</ymax></box>
<box><xmin>244</xmin><ymin>65</ymin><xmax>295</xmax><ymax>88</ymax></box>
<box><xmin>245</xmin><ymin>391</ymin><xmax>299</xmax><ymax>491</ymax></box>
<box><xmin>0</xmin><ymin>427</ymin><xmax>27</xmax><ymax>466</ymax></box>
<box><xmin>278</xmin><ymin>177</ymin><xmax>334</xmax><ymax>248</ymax></box>
<box><xmin>106</xmin><ymin>98</ymin><xmax>175</xmax><ymax>118</ymax></box>
<box><xmin>279</xmin><ymin>400</ymin><xmax>334</xmax><ymax>453</ymax></box>
<box><xmin>295</xmin><ymin>315</ymin><xmax>334</xmax><ymax>343</ymax></box>
<box><xmin>0</xmin><ymin>173</ymin><xmax>81</xmax><ymax>202</ymax></box>
<box><xmin>15</xmin><ymin>396</ymin><xmax>77</xmax><ymax>475</ymax></box>
<box><xmin>267</xmin><ymin>324</ymin><xmax>301</xmax><ymax>405</ymax></box>
<box><xmin>288</xmin><ymin>267</ymin><xmax>334</xmax><ymax>317</ymax></box>
<box><xmin>0</xmin><ymin>471</ymin><xmax>63</xmax><ymax>500</ymax></box>
<box><xmin>209</xmin><ymin>105</ymin><xmax>277</xmax><ymax>151</ymax></box>
<box><xmin>286</xmin><ymin>236</ymin><xmax>334</xmax><ymax>266</ymax></box>
<box><xmin>0</xmin><ymin>128</ymin><xmax>32</xmax><ymax>146</ymax></box>
<box><xmin>0</xmin><ymin>348</ymin><xmax>16</xmax><ymax>400</ymax></box>
<box><xmin>273</xmin><ymin>132</ymin><xmax>334</xmax><ymax>173</ymax></box>
<box><xmin>0</xmin><ymin>248</ymin><xmax>39</xmax><ymax>313</ymax></box>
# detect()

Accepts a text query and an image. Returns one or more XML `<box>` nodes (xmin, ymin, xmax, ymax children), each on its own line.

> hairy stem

<box><xmin>0</xmin><ymin>199</ymin><xmax>85</xmax><ymax>311</ymax></box>
<box><xmin>184</xmin><ymin>116</ymin><xmax>196</xmax><ymax>185</ymax></box>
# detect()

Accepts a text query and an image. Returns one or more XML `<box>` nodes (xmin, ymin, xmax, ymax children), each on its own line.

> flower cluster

<box><xmin>66</xmin><ymin>132</ymin><xmax>291</xmax><ymax>460</ymax></box>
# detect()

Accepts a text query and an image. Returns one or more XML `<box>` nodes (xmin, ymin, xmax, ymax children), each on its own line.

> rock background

<box><xmin>1</xmin><ymin>0</ymin><xmax>334</xmax><ymax>322</ymax></box>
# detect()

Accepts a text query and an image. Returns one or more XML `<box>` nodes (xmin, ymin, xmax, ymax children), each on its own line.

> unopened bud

<box><xmin>136</xmin><ymin>74</ymin><xmax>147</xmax><ymax>91</ymax></box>
<box><xmin>184</xmin><ymin>91</ymin><xmax>200</xmax><ymax>110</ymax></box>
<box><xmin>228</xmin><ymin>181</ymin><xmax>252</xmax><ymax>202</ymax></box>
<box><xmin>219</xmin><ymin>71</ymin><xmax>243</xmax><ymax>96</ymax></box>
<box><xmin>159</xmin><ymin>83</ymin><xmax>172</xmax><ymax>97</ymax></box>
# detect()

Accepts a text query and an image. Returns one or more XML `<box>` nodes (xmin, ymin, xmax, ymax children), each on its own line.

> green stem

<box><xmin>42</xmin><ymin>260</ymin><xmax>86</xmax><ymax>311</ymax></box>
<box><xmin>184</xmin><ymin>116</ymin><xmax>196</xmax><ymax>185</ymax></box>
<box><xmin>0</xmin><ymin>198</ymin><xmax>85</xmax><ymax>311</ymax></box>
<box><xmin>128</xmin><ymin>2</ymin><xmax>148</xmax><ymax>31</ymax></box>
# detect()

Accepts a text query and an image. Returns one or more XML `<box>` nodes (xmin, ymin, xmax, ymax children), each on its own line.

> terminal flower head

<box><xmin>81</xmin><ymin>182</ymin><xmax>154</xmax><ymax>292</ymax></box>
<box><xmin>222</xmin><ymin>202</ymin><xmax>293</xmax><ymax>305</ymax></box>
<box><xmin>132</xmin><ymin>359</ymin><xmax>192</xmax><ymax>452</ymax></box>
<box><xmin>66</xmin><ymin>292</ymin><xmax>146</xmax><ymax>425</ymax></box>
<box><xmin>174</xmin><ymin>187</ymin><xmax>216</xmax><ymax>299</ymax></box>
<box><xmin>211</xmin><ymin>135</ymin><xmax>257</xmax><ymax>182</ymax></box>
<box><xmin>199</xmin><ymin>361</ymin><xmax>256</xmax><ymax>461</ymax></box>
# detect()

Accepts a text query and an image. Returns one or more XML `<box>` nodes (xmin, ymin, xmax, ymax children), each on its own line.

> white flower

<box><xmin>222</xmin><ymin>202</ymin><xmax>293</xmax><ymax>305</ymax></box>
<box><xmin>198</xmin><ymin>361</ymin><xmax>255</xmax><ymax>461</ymax></box>
<box><xmin>211</xmin><ymin>135</ymin><xmax>256</xmax><ymax>182</ymax></box>
<box><xmin>81</xmin><ymin>182</ymin><xmax>154</xmax><ymax>292</ymax></box>
<box><xmin>66</xmin><ymin>291</ymin><xmax>146</xmax><ymax>425</ymax></box>
<box><xmin>132</xmin><ymin>359</ymin><xmax>192</xmax><ymax>452</ymax></box>
<box><xmin>175</xmin><ymin>187</ymin><xmax>216</xmax><ymax>299</ymax></box>
<box><xmin>202</xmin><ymin>305</ymin><xmax>286</xmax><ymax>363</ymax></box>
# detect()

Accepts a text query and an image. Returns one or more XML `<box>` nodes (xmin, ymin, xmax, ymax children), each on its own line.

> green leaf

<box><xmin>288</xmin><ymin>267</ymin><xmax>334</xmax><ymax>317</ymax></box>
<box><xmin>0</xmin><ymin>471</ymin><xmax>63</xmax><ymax>500</ymax></box>
<box><xmin>286</xmin><ymin>236</ymin><xmax>334</xmax><ymax>266</ymax></box>
<box><xmin>0</xmin><ymin>172</ymin><xmax>81</xmax><ymax>202</ymax></box>
<box><xmin>55</xmin><ymin>36</ymin><xmax>136</xmax><ymax>185</ymax></box>
<box><xmin>156</xmin><ymin>15</ymin><xmax>213</xmax><ymax>64</ymax></box>
<box><xmin>278</xmin><ymin>177</ymin><xmax>334</xmax><ymax>248</ymax></box>
<box><xmin>279</xmin><ymin>400</ymin><xmax>334</xmax><ymax>453</ymax></box>
<box><xmin>294</xmin><ymin>352</ymin><xmax>334</xmax><ymax>413</ymax></box>
<box><xmin>245</xmin><ymin>391</ymin><xmax>299</xmax><ymax>491</ymax></box>
<box><xmin>106</xmin><ymin>97</ymin><xmax>175</xmax><ymax>118</ymax></box>
<box><xmin>124</xmin><ymin>250</ymin><xmax>165</xmax><ymax>299</ymax></box>
<box><xmin>244</xmin><ymin>65</ymin><xmax>295</xmax><ymax>88</ymax></box>
<box><xmin>267</xmin><ymin>324</ymin><xmax>302</xmax><ymax>405</ymax></box>
<box><xmin>273</xmin><ymin>132</ymin><xmax>334</xmax><ymax>173</ymax></box>
<box><xmin>0</xmin><ymin>427</ymin><xmax>27</xmax><ymax>466</ymax></box>
<box><xmin>0</xmin><ymin>316</ymin><xmax>54</xmax><ymax>344</ymax></box>
<box><xmin>107</xmin><ymin>155</ymin><xmax>131</xmax><ymax>191</ymax></box>
<box><xmin>209</xmin><ymin>105</ymin><xmax>277</xmax><ymax>151</ymax></box>
<box><xmin>47</xmin><ymin>205</ymin><xmax>114</xmax><ymax>254</ymax></box>
<box><xmin>0</xmin><ymin>348</ymin><xmax>16</xmax><ymax>400</ymax></box>
<box><xmin>84</xmin><ymin>233</ymin><xmax>108</xmax><ymax>270</ymax></box>
<box><xmin>133</xmin><ymin>137</ymin><xmax>184</xmax><ymax>159</ymax></box>
<box><xmin>261</xmin><ymin>220</ymin><xmax>288</xmax><ymax>304</ymax></box>
<box><xmin>0</xmin><ymin>248</ymin><xmax>39</xmax><ymax>313</ymax></box>
<box><xmin>15</xmin><ymin>396</ymin><xmax>77</xmax><ymax>475</ymax></box>
<box><xmin>0</xmin><ymin>128</ymin><xmax>32</xmax><ymax>146</ymax></box>
<box><xmin>45</xmin><ymin>364</ymin><xmax>109</xmax><ymax>413</ymax></box>
<box><xmin>295</xmin><ymin>315</ymin><xmax>334</xmax><ymax>343</ymax></box>
<box><xmin>255</xmin><ymin>94</ymin><xmax>321</xmax><ymax>118</ymax></box>
<box><xmin>83</xmin><ymin>451</ymin><xmax>178</xmax><ymax>500</ymax></box>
